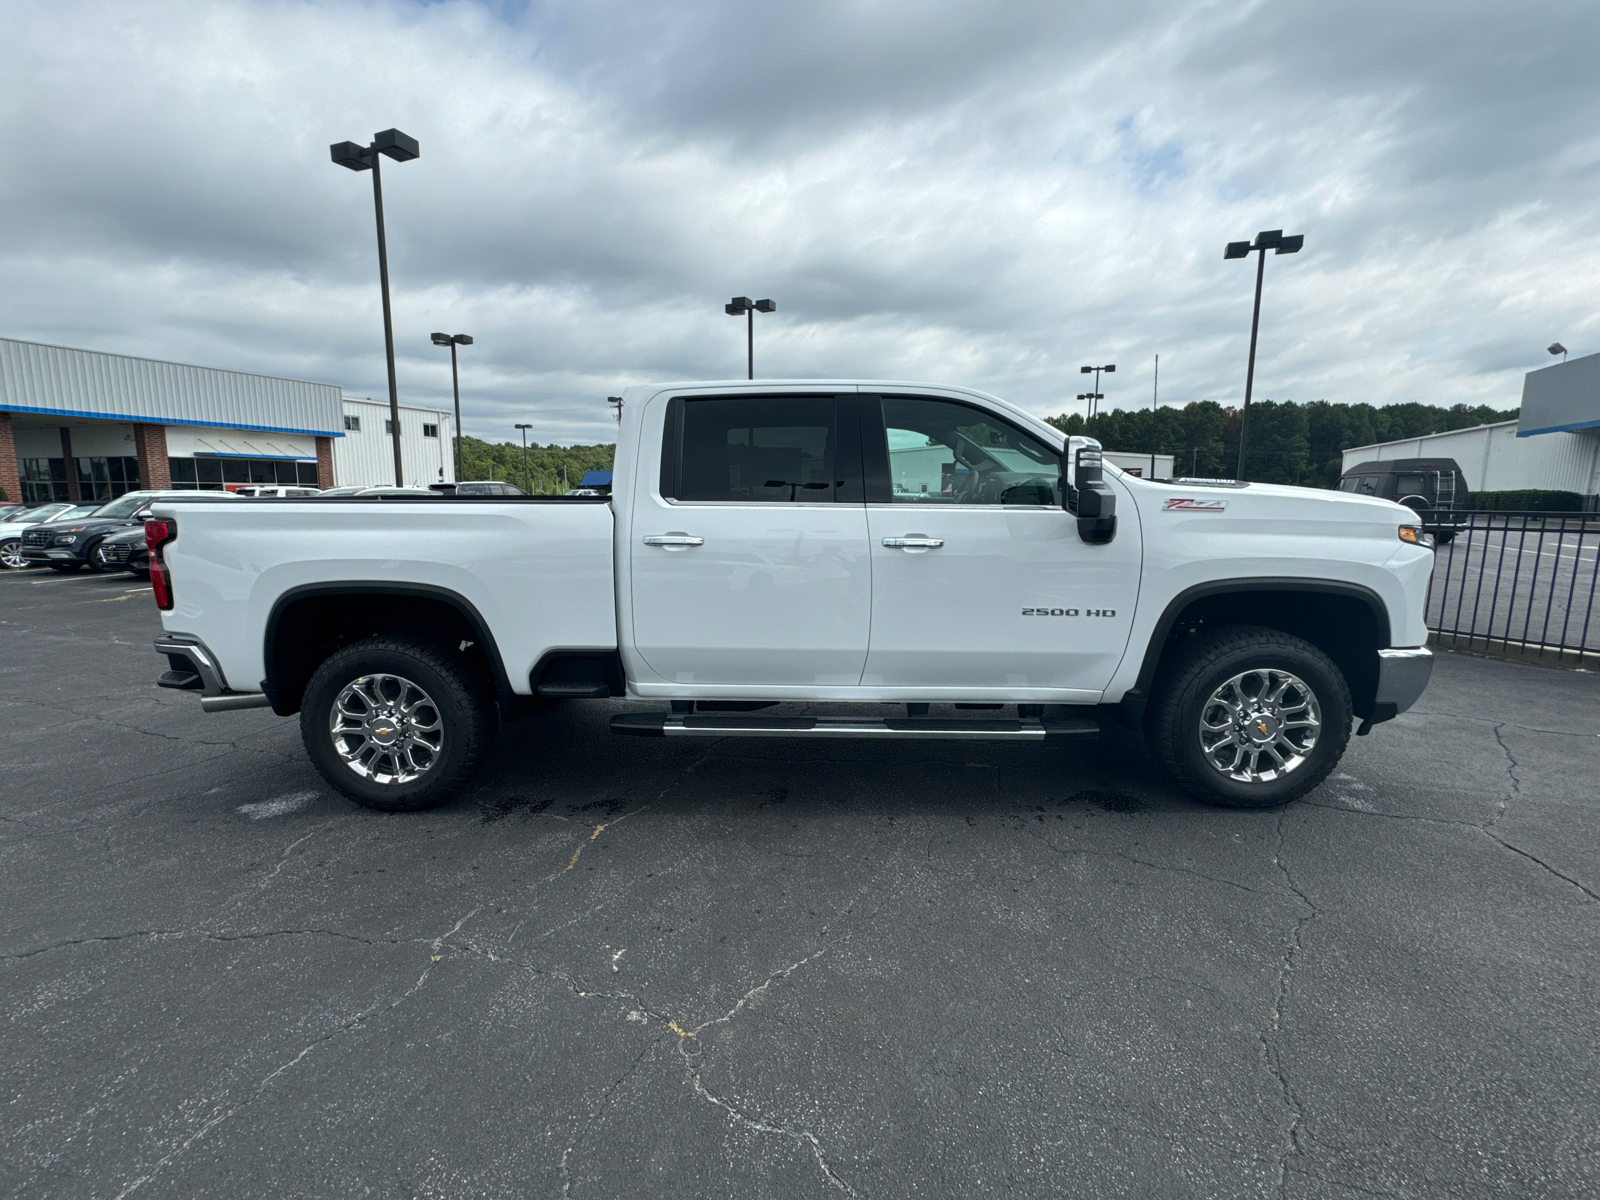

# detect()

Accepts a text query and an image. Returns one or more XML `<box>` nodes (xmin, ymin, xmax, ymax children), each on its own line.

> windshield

<box><xmin>12</xmin><ymin>503</ymin><xmax>71</xmax><ymax>524</ymax></box>
<box><xmin>46</xmin><ymin>505</ymin><xmax>101</xmax><ymax>522</ymax></box>
<box><xmin>86</xmin><ymin>493</ymin><xmax>154</xmax><ymax>520</ymax></box>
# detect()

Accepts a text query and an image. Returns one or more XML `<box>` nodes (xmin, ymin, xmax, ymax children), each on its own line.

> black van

<box><xmin>1337</xmin><ymin>458</ymin><xmax>1468</xmax><ymax>541</ymax></box>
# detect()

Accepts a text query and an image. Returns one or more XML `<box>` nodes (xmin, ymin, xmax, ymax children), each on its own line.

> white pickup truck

<box><xmin>149</xmin><ymin>381</ymin><xmax>1435</xmax><ymax>812</ymax></box>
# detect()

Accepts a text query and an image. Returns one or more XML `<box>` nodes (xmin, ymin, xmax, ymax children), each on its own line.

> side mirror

<box><xmin>1065</xmin><ymin>444</ymin><xmax>1117</xmax><ymax>544</ymax></box>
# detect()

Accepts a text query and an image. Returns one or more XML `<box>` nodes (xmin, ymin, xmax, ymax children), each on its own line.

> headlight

<box><xmin>1398</xmin><ymin>525</ymin><xmax>1434</xmax><ymax>549</ymax></box>
<box><xmin>54</xmin><ymin>535</ymin><xmax>77</xmax><ymax>544</ymax></box>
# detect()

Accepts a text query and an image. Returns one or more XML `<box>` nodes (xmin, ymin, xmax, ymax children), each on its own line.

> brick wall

<box><xmin>133</xmin><ymin>423</ymin><xmax>171</xmax><ymax>490</ymax></box>
<box><xmin>315</xmin><ymin>436</ymin><xmax>335</xmax><ymax>489</ymax></box>
<box><xmin>0</xmin><ymin>412</ymin><xmax>19</xmax><ymax>504</ymax></box>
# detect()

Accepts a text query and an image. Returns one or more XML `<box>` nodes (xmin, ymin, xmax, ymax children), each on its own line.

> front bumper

<box><xmin>1370</xmin><ymin>647</ymin><xmax>1433</xmax><ymax>724</ymax></box>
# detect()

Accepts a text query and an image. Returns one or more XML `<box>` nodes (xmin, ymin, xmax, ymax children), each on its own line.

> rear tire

<box><xmin>1147</xmin><ymin>625</ymin><xmax>1351</xmax><ymax>809</ymax></box>
<box><xmin>301</xmin><ymin>635</ymin><xmax>498</xmax><ymax>812</ymax></box>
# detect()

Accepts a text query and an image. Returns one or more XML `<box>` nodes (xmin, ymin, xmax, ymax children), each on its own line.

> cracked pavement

<box><xmin>3</xmin><ymin>568</ymin><xmax>1599</xmax><ymax>1198</ymax></box>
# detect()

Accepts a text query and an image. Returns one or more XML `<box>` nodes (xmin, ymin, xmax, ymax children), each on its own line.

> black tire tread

<box><xmin>1148</xmin><ymin>624</ymin><xmax>1351</xmax><ymax>809</ymax></box>
<box><xmin>300</xmin><ymin>634</ymin><xmax>497</xmax><ymax>812</ymax></box>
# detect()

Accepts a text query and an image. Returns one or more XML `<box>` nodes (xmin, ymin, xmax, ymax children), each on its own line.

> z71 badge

<box><xmin>1163</xmin><ymin>497</ymin><xmax>1227</xmax><ymax>511</ymax></box>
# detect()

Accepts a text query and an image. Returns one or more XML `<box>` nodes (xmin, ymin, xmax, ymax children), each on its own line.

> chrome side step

<box><xmin>610</xmin><ymin>713</ymin><xmax>1098</xmax><ymax>740</ymax></box>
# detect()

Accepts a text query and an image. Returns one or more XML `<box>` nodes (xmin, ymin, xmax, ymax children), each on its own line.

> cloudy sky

<box><xmin>3</xmin><ymin>0</ymin><xmax>1596</xmax><ymax>444</ymax></box>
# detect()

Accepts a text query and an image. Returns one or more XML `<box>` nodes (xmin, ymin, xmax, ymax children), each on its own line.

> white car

<box><xmin>150</xmin><ymin>379</ymin><xmax>1436</xmax><ymax>813</ymax></box>
<box><xmin>228</xmin><ymin>485</ymin><xmax>322</xmax><ymax>498</ymax></box>
<box><xmin>0</xmin><ymin>502</ymin><xmax>99</xmax><ymax>569</ymax></box>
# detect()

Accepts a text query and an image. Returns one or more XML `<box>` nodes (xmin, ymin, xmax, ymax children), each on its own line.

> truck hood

<box><xmin>1129</xmin><ymin>477</ymin><xmax>1417</xmax><ymax>526</ymax></box>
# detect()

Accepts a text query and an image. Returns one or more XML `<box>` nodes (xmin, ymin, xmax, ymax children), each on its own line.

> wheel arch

<box><xmin>264</xmin><ymin>583</ymin><xmax>513</xmax><ymax>718</ymax></box>
<box><xmin>1121</xmin><ymin>579</ymin><xmax>1392</xmax><ymax>726</ymax></box>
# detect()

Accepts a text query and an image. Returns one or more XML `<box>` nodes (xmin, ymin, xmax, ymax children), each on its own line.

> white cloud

<box><xmin>1</xmin><ymin>0</ymin><xmax>1596</xmax><ymax>445</ymax></box>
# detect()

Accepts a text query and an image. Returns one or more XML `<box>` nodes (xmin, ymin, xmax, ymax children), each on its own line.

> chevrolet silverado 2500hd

<box><xmin>149</xmin><ymin>381</ymin><xmax>1435</xmax><ymax>812</ymax></box>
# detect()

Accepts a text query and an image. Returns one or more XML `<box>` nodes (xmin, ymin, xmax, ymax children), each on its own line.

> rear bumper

<box><xmin>154</xmin><ymin>634</ymin><xmax>271</xmax><ymax>712</ymax></box>
<box><xmin>1370</xmin><ymin>647</ymin><xmax>1433</xmax><ymax>724</ymax></box>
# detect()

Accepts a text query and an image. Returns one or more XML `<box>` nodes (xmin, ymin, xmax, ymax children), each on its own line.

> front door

<box><xmin>860</xmin><ymin>394</ymin><xmax>1142</xmax><ymax>695</ymax></box>
<box><xmin>630</xmin><ymin>394</ymin><xmax>872</xmax><ymax>687</ymax></box>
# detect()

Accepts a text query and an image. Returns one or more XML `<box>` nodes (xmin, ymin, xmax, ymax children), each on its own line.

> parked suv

<box><xmin>0</xmin><ymin>502</ymin><xmax>97</xmax><ymax>570</ymax></box>
<box><xmin>1338</xmin><ymin>458</ymin><xmax>1468</xmax><ymax>542</ymax></box>
<box><xmin>23</xmin><ymin>490</ymin><xmax>239</xmax><ymax>572</ymax></box>
<box><xmin>428</xmin><ymin>481</ymin><xmax>526</xmax><ymax>496</ymax></box>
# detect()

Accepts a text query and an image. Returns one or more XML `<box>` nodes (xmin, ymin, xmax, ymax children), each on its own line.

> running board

<box><xmin>610</xmin><ymin>713</ymin><xmax>1099</xmax><ymax>740</ymax></box>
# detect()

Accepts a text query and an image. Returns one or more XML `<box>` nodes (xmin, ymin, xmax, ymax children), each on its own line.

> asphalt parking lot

<box><xmin>3</xmin><ymin>567</ymin><xmax>1599</xmax><ymax>1199</ymax></box>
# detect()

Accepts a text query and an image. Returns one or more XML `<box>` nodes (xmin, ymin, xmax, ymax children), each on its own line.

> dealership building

<box><xmin>0</xmin><ymin>337</ymin><xmax>456</xmax><ymax>503</ymax></box>
<box><xmin>1341</xmin><ymin>352</ymin><xmax>1600</xmax><ymax>501</ymax></box>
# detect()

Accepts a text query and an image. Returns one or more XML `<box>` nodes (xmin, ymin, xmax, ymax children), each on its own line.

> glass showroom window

<box><xmin>74</xmin><ymin>456</ymin><xmax>141</xmax><ymax>501</ymax></box>
<box><xmin>167</xmin><ymin>457</ymin><xmax>319</xmax><ymax>490</ymax></box>
<box><xmin>20</xmin><ymin>458</ymin><xmax>70</xmax><ymax>503</ymax></box>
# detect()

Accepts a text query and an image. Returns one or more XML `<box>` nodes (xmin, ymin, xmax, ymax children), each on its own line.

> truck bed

<box><xmin>151</xmin><ymin>496</ymin><xmax>617</xmax><ymax>697</ymax></box>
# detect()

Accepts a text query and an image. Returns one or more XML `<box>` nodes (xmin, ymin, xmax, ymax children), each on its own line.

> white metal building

<box><xmin>1341</xmin><ymin>353</ymin><xmax>1600</xmax><ymax>498</ymax></box>
<box><xmin>334</xmin><ymin>397</ymin><xmax>455</xmax><ymax>490</ymax></box>
<box><xmin>1105</xmin><ymin>451</ymin><xmax>1176</xmax><ymax>479</ymax></box>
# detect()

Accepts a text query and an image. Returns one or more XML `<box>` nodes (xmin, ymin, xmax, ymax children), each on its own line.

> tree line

<box><xmin>457</xmin><ymin>434</ymin><xmax>616</xmax><ymax>494</ymax></box>
<box><xmin>1046</xmin><ymin>399</ymin><xmax>1519</xmax><ymax>486</ymax></box>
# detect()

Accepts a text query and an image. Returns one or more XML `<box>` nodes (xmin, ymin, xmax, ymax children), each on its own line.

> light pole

<box><xmin>514</xmin><ymin>423</ymin><xmax>533</xmax><ymax>493</ymax></box>
<box><xmin>331</xmin><ymin>129</ymin><xmax>420</xmax><ymax>486</ymax></box>
<box><xmin>431</xmin><ymin>333</ymin><xmax>473</xmax><ymax>483</ymax></box>
<box><xmin>1224</xmin><ymin>229</ymin><xmax>1303</xmax><ymax>480</ymax></box>
<box><xmin>725</xmin><ymin>296</ymin><xmax>776</xmax><ymax>379</ymax></box>
<box><xmin>1079</xmin><ymin>363</ymin><xmax>1115</xmax><ymax>420</ymax></box>
<box><xmin>1150</xmin><ymin>353</ymin><xmax>1160</xmax><ymax>481</ymax></box>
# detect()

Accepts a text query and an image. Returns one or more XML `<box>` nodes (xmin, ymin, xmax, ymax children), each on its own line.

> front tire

<box><xmin>1147</xmin><ymin>625</ymin><xmax>1352</xmax><ymax>809</ymax></box>
<box><xmin>301</xmin><ymin>635</ymin><xmax>498</xmax><ymax>812</ymax></box>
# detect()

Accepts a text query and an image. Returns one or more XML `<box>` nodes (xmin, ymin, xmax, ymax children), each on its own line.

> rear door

<box><xmin>860</xmin><ymin>393</ymin><xmax>1142</xmax><ymax>695</ymax></box>
<box><xmin>628</xmin><ymin>393</ymin><xmax>872</xmax><ymax>687</ymax></box>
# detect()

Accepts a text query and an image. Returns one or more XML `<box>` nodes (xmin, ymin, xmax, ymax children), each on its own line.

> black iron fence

<box><xmin>1426</xmin><ymin>512</ymin><xmax>1600</xmax><ymax>664</ymax></box>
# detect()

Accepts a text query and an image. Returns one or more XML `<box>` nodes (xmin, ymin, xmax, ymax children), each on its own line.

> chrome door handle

<box><xmin>882</xmin><ymin>537</ymin><xmax>944</xmax><ymax>549</ymax></box>
<box><xmin>643</xmin><ymin>534</ymin><xmax>704</xmax><ymax>547</ymax></box>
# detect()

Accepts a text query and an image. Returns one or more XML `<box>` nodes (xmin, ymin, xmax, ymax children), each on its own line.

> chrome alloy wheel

<box><xmin>0</xmin><ymin>539</ymin><xmax>25</xmax><ymax>570</ymax></box>
<box><xmin>329</xmin><ymin>673</ymin><xmax>444</xmax><ymax>785</ymax></box>
<box><xmin>1197</xmin><ymin>669</ymin><xmax>1321</xmax><ymax>784</ymax></box>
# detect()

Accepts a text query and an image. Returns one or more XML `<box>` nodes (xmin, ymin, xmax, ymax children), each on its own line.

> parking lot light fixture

<box><xmin>514</xmin><ymin>423</ymin><xmax>533</xmax><ymax>493</ymax></box>
<box><xmin>330</xmin><ymin>128</ymin><xmax>421</xmax><ymax>485</ymax></box>
<box><xmin>431</xmin><ymin>333</ymin><xmax>473</xmax><ymax>483</ymax></box>
<box><xmin>1549</xmin><ymin>342</ymin><xmax>1568</xmax><ymax>362</ymax></box>
<box><xmin>725</xmin><ymin>296</ymin><xmax>776</xmax><ymax>379</ymax></box>
<box><xmin>1079</xmin><ymin>364</ymin><xmax>1115</xmax><ymax>420</ymax></box>
<box><xmin>1225</xmin><ymin>228</ymin><xmax>1304</xmax><ymax>480</ymax></box>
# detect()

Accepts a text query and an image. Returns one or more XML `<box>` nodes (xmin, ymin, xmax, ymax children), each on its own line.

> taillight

<box><xmin>145</xmin><ymin>519</ymin><xmax>176</xmax><ymax>610</ymax></box>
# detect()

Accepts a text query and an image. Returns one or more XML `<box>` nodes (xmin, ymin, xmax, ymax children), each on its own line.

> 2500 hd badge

<box><xmin>1021</xmin><ymin>607</ymin><xmax>1117</xmax><ymax>617</ymax></box>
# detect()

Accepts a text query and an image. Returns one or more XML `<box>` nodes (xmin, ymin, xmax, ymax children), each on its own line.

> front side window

<box><xmin>1337</xmin><ymin>476</ymin><xmax>1361</xmax><ymax>492</ymax></box>
<box><xmin>673</xmin><ymin>397</ymin><xmax>837</xmax><ymax>502</ymax></box>
<box><xmin>877</xmin><ymin>397</ymin><xmax>1060</xmax><ymax>505</ymax></box>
